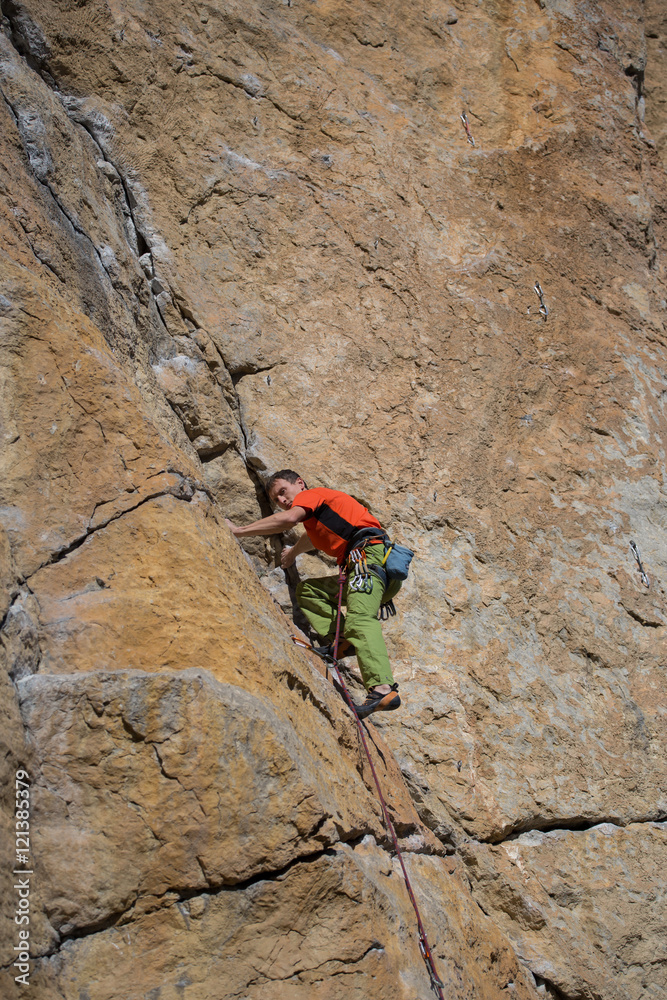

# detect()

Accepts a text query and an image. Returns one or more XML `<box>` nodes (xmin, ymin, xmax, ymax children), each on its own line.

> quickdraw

<box><xmin>534</xmin><ymin>280</ymin><xmax>548</xmax><ymax>320</ymax></box>
<box><xmin>460</xmin><ymin>111</ymin><xmax>475</xmax><ymax>147</ymax></box>
<box><xmin>630</xmin><ymin>540</ymin><xmax>650</xmax><ymax>588</ymax></box>
<box><xmin>347</xmin><ymin>546</ymin><xmax>374</xmax><ymax>593</ymax></box>
<box><xmin>378</xmin><ymin>599</ymin><xmax>396</xmax><ymax>620</ymax></box>
<box><xmin>420</xmin><ymin>938</ymin><xmax>445</xmax><ymax>995</ymax></box>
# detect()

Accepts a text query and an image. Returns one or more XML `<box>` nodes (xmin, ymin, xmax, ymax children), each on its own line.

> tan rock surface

<box><xmin>645</xmin><ymin>0</ymin><xmax>667</xmax><ymax>168</ymax></box>
<box><xmin>19</xmin><ymin>668</ymin><xmax>414</xmax><ymax>937</ymax></box>
<box><xmin>1</xmin><ymin>0</ymin><xmax>666</xmax><ymax>997</ymax></box>
<box><xmin>0</xmin><ymin>264</ymin><xmax>195</xmax><ymax>578</ymax></box>
<box><xmin>461</xmin><ymin>821</ymin><xmax>667</xmax><ymax>1000</ymax></box>
<box><xmin>30</xmin><ymin>841</ymin><xmax>540</xmax><ymax>1000</ymax></box>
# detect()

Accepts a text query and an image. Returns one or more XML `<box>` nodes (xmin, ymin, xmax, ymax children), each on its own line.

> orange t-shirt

<box><xmin>293</xmin><ymin>488</ymin><xmax>384</xmax><ymax>564</ymax></box>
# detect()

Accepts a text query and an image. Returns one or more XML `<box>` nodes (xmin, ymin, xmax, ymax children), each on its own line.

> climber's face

<box><xmin>269</xmin><ymin>477</ymin><xmax>306</xmax><ymax>510</ymax></box>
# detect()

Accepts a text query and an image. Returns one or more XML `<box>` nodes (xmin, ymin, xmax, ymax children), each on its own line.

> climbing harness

<box><xmin>292</xmin><ymin>567</ymin><xmax>446</xmax><ymax>999</ymax></box>
<box><xmin>534</xmin><ymin>280</ymin><xmax>548</xmax><ymax>320</ymax></box>
<box><xmin>460</xmin><ymin>111</ymin><xmax>475</xmax><ymax>147</ymax></box>
<box><xmin>629</xmin><ymin>540</ymin><xmax>650</xmax><ymax>588</ymax></box>
<box><xmin>345</xmin><ymin>527</ymin><xmax>414</xmax><ymax>584</ymax></box>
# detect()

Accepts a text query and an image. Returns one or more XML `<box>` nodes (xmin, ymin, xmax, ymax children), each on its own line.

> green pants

<box><xmin>296</xmin><ymin>547</ymin><xmax>401</xmax><ymax>690</ymax></box>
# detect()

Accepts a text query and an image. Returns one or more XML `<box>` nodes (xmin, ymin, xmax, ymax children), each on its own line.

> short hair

<box><xmin>266</xmin><ymin>469</ymin><xmax>308</xmax><ymax>495</ymax></box>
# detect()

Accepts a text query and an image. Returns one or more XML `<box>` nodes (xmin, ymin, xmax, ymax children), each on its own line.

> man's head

<box><xmin>266</xmin><ymin>469</ymin><xmax>308</xmax><ymax>510</ymax></box>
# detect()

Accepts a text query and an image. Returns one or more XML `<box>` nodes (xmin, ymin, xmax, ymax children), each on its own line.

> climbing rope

<box><xmin>296</xmin><ymin>569</ymin><xmax>446</xmax><ymax>999</ymax></box>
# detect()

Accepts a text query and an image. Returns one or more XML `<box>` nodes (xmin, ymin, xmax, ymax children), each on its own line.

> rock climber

<box><xmin>225</xmin><ymin>470</ymin><xmax>402</xmax><ymax>719</ymax></box>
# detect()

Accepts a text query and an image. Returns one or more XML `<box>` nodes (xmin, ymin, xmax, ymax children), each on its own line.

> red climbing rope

<box><xmin>330</xmin><ymin>568</ymin><xmax>446</xmax><ymax>999</ymax></box>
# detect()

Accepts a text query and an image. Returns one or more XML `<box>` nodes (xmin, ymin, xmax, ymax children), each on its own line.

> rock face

<box><xmin>1</xmin><ymin>1</ymin><xmax>666</xmax><ymax>998</ymax></box>
<box><xmin>31</xmin><ymin>843</ymin><xmax>542</xmax><ymax>1000</ymax></box>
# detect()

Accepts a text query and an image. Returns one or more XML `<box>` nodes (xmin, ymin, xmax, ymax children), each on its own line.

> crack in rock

<box><xmin>24</xmin><ymin>473</ymin><xmax>199</xmax><ymax>580</ymax></box>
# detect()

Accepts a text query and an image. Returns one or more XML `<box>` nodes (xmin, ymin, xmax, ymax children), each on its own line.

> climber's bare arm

<box><xmin>225</xmin><ymin>506</ymin><xmax>307</xmax><ymax>538</ymax></box>
<box><xmin>280</xmin><ymin>531</ymin><xmax>316</xmax><ymax>568</ymax></box>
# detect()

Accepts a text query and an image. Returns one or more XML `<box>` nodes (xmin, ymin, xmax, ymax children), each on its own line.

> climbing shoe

<box><xmin>356</xmin><ymin>683</ymin><xmax>400</xmax><ymax>720</ymax></box>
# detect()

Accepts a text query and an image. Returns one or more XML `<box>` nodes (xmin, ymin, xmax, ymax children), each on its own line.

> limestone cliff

<box><xmin>1</xmin><ymin>1</ymin><xmax>666</xmax><ymax>998</ymax></box>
